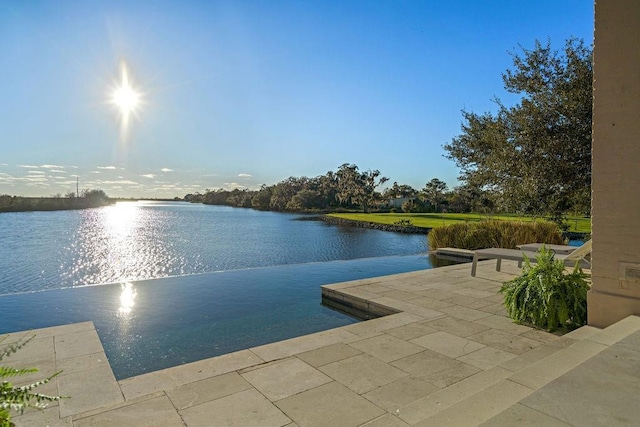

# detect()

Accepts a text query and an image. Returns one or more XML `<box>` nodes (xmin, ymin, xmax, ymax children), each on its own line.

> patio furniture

<box><xmin>470</xmin><ymin>240</ymin><xmax>592</xmax><ymax>277</ymax></box>
<box><xmin>516</xmin><ymin>243</ymin><xmax>577</xmax><ymax>255</ymax></box>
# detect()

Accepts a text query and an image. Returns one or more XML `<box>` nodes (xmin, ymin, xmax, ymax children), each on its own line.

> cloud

<box><xmin>41</xmin><ymin>164</ymin><xmax>64</xmax><ymax>169</ymax></box>
<box><xmin>141</xmin><ymin>174</ymin><xmax>156</xmax><ymax>179</ymax></box>
<box><xmin>90</xmin><ymin>171</ymin><xmax>101</xmax><ymax>174</ymax></box>
<box><xmin>161</xmin><ymin>168</ymin><xmax>173</xmax><ymax>172</ymax></box>
<box><xmin>97</xmin><ymin>166</ymin><xmax>117</xmax><ymax>170</ymax></box>
<box><xmin>18</xmin><ymin>165</ymin><xmax>40</xmax><ymax>169</ymax></box>
<box><xmin>28</xmin><ymin>170</ymin><xmax>46</xmax><ymax>175</ymax></box>
<box><xmin>238</xmin><ymin>173</ymin><xmax>252</xmax><ymax>178</ymax></box>
<box><xmin>50</xmin><ymin>169</ymin><xmax>65</xmax><ymax>173</ymax></box>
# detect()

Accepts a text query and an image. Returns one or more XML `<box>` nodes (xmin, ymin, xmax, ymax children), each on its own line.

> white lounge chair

<box><xmin>470</xmin><ymin>240</ymin><xmax>592</xmax><ymax>277</ymax></box>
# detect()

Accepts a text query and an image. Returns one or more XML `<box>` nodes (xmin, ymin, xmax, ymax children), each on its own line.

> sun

<box><xmin>109</xmin><ymin>61</ymin><xmax>144</xmax><ymax>141</ymax></box>
<box><xmin>110</xmin><ymin>62</ymin><xmax>142</xmax><ymax>117</ymax></box>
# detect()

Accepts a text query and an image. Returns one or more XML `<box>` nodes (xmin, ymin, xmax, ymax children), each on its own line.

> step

<box><xmin>404</xmin><ymin>316</ymin><xmax>640</xmax><ymax>425</ymax></box>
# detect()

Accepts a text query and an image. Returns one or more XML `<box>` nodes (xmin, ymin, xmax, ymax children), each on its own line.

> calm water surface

<box><xmin>0</xmin><ymin>201</ymin><xmax>440</xmax><ymax>378</ymax></box>
<box><xmin>0</xmin><ymin>201</ymin><xmax>428</xmax><ymax>294</ymax></box>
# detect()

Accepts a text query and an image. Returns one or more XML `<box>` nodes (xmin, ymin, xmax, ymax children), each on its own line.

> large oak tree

<box><xmin>444</xmin><ymin>38</ymin><xmax>592</xmax><ymax>216</ymax></box>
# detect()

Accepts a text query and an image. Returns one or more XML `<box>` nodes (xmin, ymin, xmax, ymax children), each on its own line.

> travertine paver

<box><xmin>275</xmin><ymin>381</ymin><xmax>385</xmax><ymax>427</ymax></box>
<box><xmin>58</xmin><ymin>365</ymin><xmax>124</xmax><ymax>417</ymax></box>
<box><xmin>165</xmin><ymin>371</ymin><xmax>252</xmax><ymax>410</ymax></box>
<box><xmin>240</xmin><ymin>357</ymin><xmax>332</xmax><ymax>401</ymax></box>
<box><xmin>362</xmin><ymin>375</ymin><xmax>439</xmax><ymax>412</ymax></box>
<box><xmin>180</xmin><ymin>388</ymin><xmax>291</xmax><ymax>427</ymax></box>
<box><xmin>423</xmin><ymin>315</ymin><xmax>491</xmax><ymax>337</ymax></box>
<box><xmin>295</xmin><ymin>343</ymin><xmax>362</xmax><ymax>367</ymax></box>
<box><xmin>74</xmin><ymin>395</ymin><xmax>184</xmax><ymax>427</ymax></box>
<box><xmin>480</xmin><ymin>403</ymin><xmax>572</xmax><ymax>426</ymax></box>
<box><xmin>410</xmin><ymin>330</ymin><xmax>485</xmax><ymax>358</ymax></box>
<box><xmin>319</xmin><ymin>353</ymin><xmax>408</xmax><ymax>394</ymax></box>
<box><xmin>349</xmin><ymin>333</ymin><xmax>425</xmax><ymax>362</ymax></box>
<box><xmin>458</xmin><ymin>346</ymin><xmax>517</xmax><ymax>370</ymax></box>
<box><xmin>470</xmin><ymin>329</ymin><xmax>543</xmax><ymax>355</ymax></box>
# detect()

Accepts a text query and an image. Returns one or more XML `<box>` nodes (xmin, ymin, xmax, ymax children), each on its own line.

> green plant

<box><xmin>0</xmin><ymin>335</ymin><xmax>63</xmax><ymax>427</ymax></box>
<box><xmin>500</xmin><ymin>247</ymin><xmax>590</xmax><ymax>332</ymax></box>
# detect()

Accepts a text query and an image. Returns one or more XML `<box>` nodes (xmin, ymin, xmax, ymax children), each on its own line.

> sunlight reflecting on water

<box><xmin>118</xmin><ymin>282</ymin><xmax>136</xmax><ymax>315</ymax></box>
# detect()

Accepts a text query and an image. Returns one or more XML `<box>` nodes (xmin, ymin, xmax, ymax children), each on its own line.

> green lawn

<box><xmin>328</xmin><ymin>212</ymin><xmax>591</xmax><ymax>233</ymax></box>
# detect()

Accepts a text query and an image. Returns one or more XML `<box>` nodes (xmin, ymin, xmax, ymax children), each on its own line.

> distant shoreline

<box><xmin>0</xmin><ymin>196</ymin><xmax>114</xmax><ymax>213</ymax></box>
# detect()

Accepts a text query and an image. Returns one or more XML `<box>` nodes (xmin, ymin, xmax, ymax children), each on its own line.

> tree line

<box><xmin>184</xmin><ymin>163</ymin><xmax>491</xmax><ymax>214</ymax></box>
<box><xmin>0</xmin><ymin>189</ymin><xmax>111</xmax><ymax>212</ymax></box>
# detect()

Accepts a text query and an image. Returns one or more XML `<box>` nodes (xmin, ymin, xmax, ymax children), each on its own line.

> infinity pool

<box><xmin>0</xmin><ymin>254</ymin><xmax>451</xmax><ymax>379</ymax></box>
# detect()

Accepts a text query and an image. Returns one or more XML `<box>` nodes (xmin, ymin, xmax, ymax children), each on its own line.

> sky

<box><xmin>1</xmin><ymin>1</ymin><xmax>594</xmax><ymax>198</ymax></box>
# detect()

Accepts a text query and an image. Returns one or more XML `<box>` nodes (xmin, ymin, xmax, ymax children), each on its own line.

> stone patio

<box><xmin>3</xmin><ymin>259</ymin><xmax>639</xmax><ymax>426</ymax></box>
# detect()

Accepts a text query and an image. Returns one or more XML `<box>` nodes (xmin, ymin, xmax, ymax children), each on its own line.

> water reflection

<box><xmin>118</xmin><ymin>282</ymin><xmax>137</xmax><ymax>315</ymax></box>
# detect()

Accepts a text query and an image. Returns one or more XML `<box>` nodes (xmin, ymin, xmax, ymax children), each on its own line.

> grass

<box><xmin>327</xmin><ymin>212</ymin><xmax>591</xmax><ymax>233</ymax></box>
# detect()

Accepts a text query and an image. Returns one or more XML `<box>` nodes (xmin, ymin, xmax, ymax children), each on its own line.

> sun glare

<box><xmin>109</xmin><ymin>61</ymin><xmax>143</xmax><ymax>139</ymax></box>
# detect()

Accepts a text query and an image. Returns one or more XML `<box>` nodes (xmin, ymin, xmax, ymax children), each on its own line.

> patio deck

<box><xmin>3</xmin><ymin>259</ymin><xmax>639</xmax><ymax>426</ymax></box>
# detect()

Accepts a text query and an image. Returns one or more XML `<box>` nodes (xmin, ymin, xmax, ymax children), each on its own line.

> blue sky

<box><xmin>1</xmin><ymin>1</ymin><xmax>593</xmax><ymax>198</ymax></box>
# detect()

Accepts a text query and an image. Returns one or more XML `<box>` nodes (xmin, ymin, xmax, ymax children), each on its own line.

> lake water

<box><xmin>0</xmin><ymin>201</ymin><xmax>429</xmax><ymax>294</ymax></box>
<box><xmin>0</xmin><ymin>201</ymin><xmax>442</xmax><ymax>378</ymax></box>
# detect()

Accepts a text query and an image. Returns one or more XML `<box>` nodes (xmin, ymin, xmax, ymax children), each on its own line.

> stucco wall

<box><xmin>588</xmin><ymin>0</ymin><xmax>640</xmax><ymax>327</ymax></box>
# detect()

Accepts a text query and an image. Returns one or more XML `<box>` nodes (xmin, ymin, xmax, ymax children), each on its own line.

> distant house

<box><xmin>388</xmin><ymin>197</ymin><xmax>415</xmax><ymax>208</ymax></box>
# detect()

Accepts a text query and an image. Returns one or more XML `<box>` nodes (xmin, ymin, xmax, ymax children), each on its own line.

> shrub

<box><xmin>427</xmin><ymin>220</ymin><xmax>565</xmax><ymax>250</ymax></box>
<box><xmin>500</xmin><ymin>247</ymin><xmax>590</xmax><ymax>332</ymax></box>
<box><xmin>1</xmin><ymin>335</ymin><xmax>63</xmax><ymax>427</ymax></box>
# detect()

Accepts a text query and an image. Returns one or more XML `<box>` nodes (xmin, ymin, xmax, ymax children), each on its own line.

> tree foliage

<box><xmin>444</xmin><ymin>38</ymin><xmax>592</xmax><ymax>216</ymax></box>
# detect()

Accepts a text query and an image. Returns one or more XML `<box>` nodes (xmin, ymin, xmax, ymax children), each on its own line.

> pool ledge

<box><xmin>6</xmin><ymin>260</ymin><xmax>640</xmax><ymax>426</ymax></box>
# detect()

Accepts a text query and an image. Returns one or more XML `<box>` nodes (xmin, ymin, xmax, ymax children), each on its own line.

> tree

<box><xmin>421</xmin><ymin>178</ymin><xmax>448</xmax><ymax>212</ymax></box>
<box><xmin>444</xmin><ymin>38</ymin><xmax>592</xmax><ymax>216</ymax></box>
<box><xmin>335</xmin><ymin>164</ymin><xmax>388</xmax><ymax>213</ymax></box>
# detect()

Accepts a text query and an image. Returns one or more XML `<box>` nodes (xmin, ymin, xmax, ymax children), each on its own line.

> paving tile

<box><xmin>119</xmin><ymin>349</ymin><xmax>263</xmax><ymax>400</ymax></box>
<box><xmin>520</xmin><ymin>344</ymin><xmax>640</xmax><ymax>426</ymax></box>
<box><xmin>442</xmin><ymin>294</ymin><xmax>495</xmax><ymax>309</ymax></box>
<box><xmin>275</xmin><ymin>381</ymin><xmax>385</xmax><ymax>427</ymax></box>
<box><xmin>390</xmin><ymin>349</ymin><xmax>465</xmax><ymax>377</ymax></box>
<box><xmin>413</xmin><ymin>380</ymin><xmax>534</xmax><ymax>426</ymax></box>
<box><xmin>509</xmin><ymin>339</ymin><xmax>607</xmax><ymax>390</ymax></box>
<box><xmin>478</xmin><ymin>303</ymin><xmax>509</xmax><ymax>316</ymax></box>
<box><xmin>166</xmin><ymin>371</ymin><xmax>252</xmax><ymax>410</ymax></box>
<box><xmin>470</xmin><ymin>329</ymin><xmax>543</xmax><ymax>355</ymax></box>
<box><xmin>423</xmin><ymin>316</ymin><xmax>491</xmax><ymax>338</ymax></box>
<box><xmin>56</xmin><ymin>352</ymin><xmax>110</xmax><ymax>376</ymax></box>
<box><xmin>397</xmin><ymin>367</ymin><xmax>512</xmax><ymax>424</ymax></box>
<box><xmin>587</xmin><ymin>315</ymin><xmax>640</xmax><ymax>346</ymax></box>
<box><xmin>520</xmin><ymin>329</ymin><xmax>562</xmax><ymax>343</ymax></box>
<box><xmin>295</xmin><ymin>343</ymin><xmax>362</xmax><ymax>367</ymax></box>
<box><xmin>13</xmin><ymin>406</ymin><xmax>71</xmax><ymax>427</ymax></box>
<box><xmin>349</xmin><ymin>334</ymin><xmax>424</xmax><ymax>363</ymax></box>
<box><xmin>451</xmin><ymin>287</ymin><xmax>496</xmax><ymax>299</ymax></box>
<box><xmin>458</xmin><ymin>346</ymin><xmax>517</xmax><ymax>370</ymax></box>
<box><xmin>385</xmin><ymin>323</ymin><xmax>438</xmax><ymax>341</ymax></box>
<box><xmin>1</xmin><ymin>322</ymin><xmax>94</xmax><ymax>342</ymax></box>
<box><xmin>499</xmin><ymin>340</ymin><xmax>575</xmax><ymax>372</ymax></box>
<box><xmin>377</xmin><ymin>289</ymin><xmax>422</xmax><ymax>301</ymax></box>
<box><xmin>58</xmin><ymin>365</ymin><xmax>124</xmax><ymax>417</ymax></box>
<box><xmin>480</xmin><ymin>403</ymin><xmax>572</xmax><ymax>426</ymax></box>
<box><xmin>319</xmin><ymin>353</ymin><xmax>408</xmax><ymax>394</ymax></box>
<box><xmin>241</xmin><ymin>358</ymin><xmax>332</xmax><ymax>401</ymax></box>
<box><xmin>55</xmin><ymin>330</ymin><xmax>104</xmax><ymax>360</ymax></box>
<box><xmin>74</xmin><ymin>395</ymin><xmax>183</xmax><ymax>427</ymax></box>
<box><xmin>0</xmin><ymin>335</ymin><xmax>55</xmax><ymax>363</ymax></box>
<box><xmin>563</xmin><ymin>325</ymin><xmax>601</xmax><ymax>341</ymax></box>
<box><xmin>180</xmin><ymin>388</ymin><xmax>291</xmax><ymax>427</ymax></box>
<box><xmin>363</xmin><ymin>375</ymin><xmax>439</xmax><ymax>412</ymax></box>
<box><xmin>377</xmin><ymin>300</ymin><xmax>444</xmax><ymax>319</ymax></box>
<box><xmin>403</xmin><ymin>296</ymin><xmax>455</xmax><ymax>310</ymax></box>
<box><xmin>411</xmin><ymin>331</ymin><xmax>485</xmax><ymax>358</ymax></box>
<box><xmin>439</xmin><ymin>305</ymin><xmax>493</xmax><ymax>321</ymax></box>
<box><xmin>474</xmin><ymin>315</ymin><xmax>533</xmax><ymax>335</ymax></box>
<box><xmin>251</xmin><ymin>328</ymin><xmax>358</xmax><ymax>362</ymax></box>
<box><xmin>342</xmin><ymin>313</ymin><xmax>424</xmax><ymax>338</ymax></box>
<box><xmin>413</xmin><ymin>288</ymin><xmax>459</xmax><ymax>301</ymax></box>
<box><xmin>360</xmin><ymin>413</ymin><xmax>409</xmax><ymax>426</ymax></box>
<box><xmin>420</xmin><ymin>361</ymin><xmax>481</xmax><ymax>388</ymax></box>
